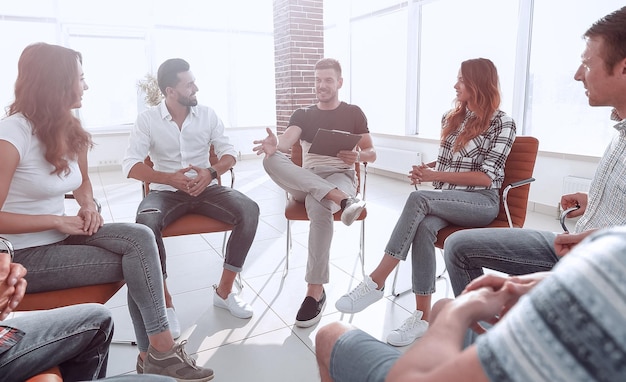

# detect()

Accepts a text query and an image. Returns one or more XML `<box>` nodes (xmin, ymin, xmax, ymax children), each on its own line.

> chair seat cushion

<box><xmin>162</xmin><ymin>214</ymin><xmax>234</xmax><ymax>237</ymax></box>
<box><xmin>18</xmin><ymin>281</ymin><xmax>125</xmax><ymax>311</ymax></box>
<box><xmin>284</xmin><ymin>197</ymin><xmax>367</xmax><ymax>221</ymax></box>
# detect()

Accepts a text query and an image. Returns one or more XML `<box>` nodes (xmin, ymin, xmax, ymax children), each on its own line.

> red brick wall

<box><xmin>273</xmin><ymin>0</ymin><xmax>324</xmax><ymax>133</ymax></box>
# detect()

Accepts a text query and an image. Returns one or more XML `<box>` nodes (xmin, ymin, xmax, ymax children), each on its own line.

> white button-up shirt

<box><xmin>122</xmin><ymin>101</ymin><xmax>237</xmax><ymax>192</ymax></box>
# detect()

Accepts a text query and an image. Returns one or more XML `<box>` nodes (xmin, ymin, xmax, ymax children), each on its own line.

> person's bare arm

<box><xmin>253</xmin><ymin>126</ymin><xmax>302</xmax><ymax>157</ymax></box>
<box><xmin>0</xmin><ymin>141</ymin><xmax>83</xmax><ymax>236</ymax></box>
<box><xmin>72</xmin><ymin>149</ymin><xmax>104</xmax><ymax>235</ymax></box>
<box><xmin>554</xmin><ymin>229</ymin><xmax>597</xmax><ymax>256</ymax></box>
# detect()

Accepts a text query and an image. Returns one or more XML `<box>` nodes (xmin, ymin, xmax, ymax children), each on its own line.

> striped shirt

<box><xmin>432</xmin><ymin>109</ymin><xmax>516</xmax><ymax>190</ymax></box>
<box><xmin>477</xmin><ymin>226</ymin><xmax>626</xmax><ymax>382</ymax></box>
<box><xmin>575</xmin><ymin>112</ymin><xmax>626</xmax><ymax>233</ymax></box>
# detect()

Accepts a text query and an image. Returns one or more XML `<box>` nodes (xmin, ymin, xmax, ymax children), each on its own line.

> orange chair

<box><xmin>391</xmin><ymin>136</ymin><xmax>539</xmax><ymax>295</ymax></box>
<box><xmin>25</xmin><ymin>367</ymin><xmax>63</xmax><ymax>382</ymax></box>
<box><xmin>142</xmin><ymin>145</ymin><xmax>241</xmax><ymax>289</ymax></box>
<box><xmin>284</xmin><ymin>141</ymin><xmax>367</xmax><ymax>276</ymax></box>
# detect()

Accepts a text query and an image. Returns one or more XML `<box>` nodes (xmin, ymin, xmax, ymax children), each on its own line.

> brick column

<box><xmin>273</xmin><ymin>0</ymin><xmax>324</xmax><ymax>133</ymax></box>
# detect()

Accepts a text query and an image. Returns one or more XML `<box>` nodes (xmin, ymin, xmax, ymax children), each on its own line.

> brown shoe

<box><xmin>143</xmin><ymin>340</ymin><xmax>214</xmax><ymax>381</ymax></box>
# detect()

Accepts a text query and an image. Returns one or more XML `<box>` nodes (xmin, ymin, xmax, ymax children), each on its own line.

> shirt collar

<box><xmin>611</xmin><ymin>109</ymin><xmax>626</xmax><ymax>135</ymax></box>
<box><xmin>157</xmin><ymin>100</ymin><xmax>197</xmax><ymax>121</ymax></box>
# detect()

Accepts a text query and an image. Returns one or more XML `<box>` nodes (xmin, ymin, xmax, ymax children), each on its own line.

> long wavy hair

<box><xmin>442</xmin><ymin>58</ymin><xmax>501</xmax><ymax>151</ymax></box>
<box><xmin>8</xmin><ymin>43</ymin><xmax>92</xmax><ymax>175</ymax></box>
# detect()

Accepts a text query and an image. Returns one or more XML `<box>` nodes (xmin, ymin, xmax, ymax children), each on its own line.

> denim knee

<box><xmin>136</xmin><ymin>207</ymin><xmax>163</xmax><ymax>228</ymax></box>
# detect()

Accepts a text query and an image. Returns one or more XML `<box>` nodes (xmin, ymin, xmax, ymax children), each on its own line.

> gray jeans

<box><xmin>444</xmin><ymin>227</ymin><xmax>559</xmax><ymax>297</ymax></box>
<box><xmin>263</xmin><ymin>152</ymin><xmax>357</xmax><ymax>284</ymax></box>
<box><xmin>136</xmin><ymin>185</ymin><xmax>259</xmax><ymax>275</ymax></box>
<box><xmin>385</xmin><ymin>189</ymin><xmax>499</xmax><ymax>294</ymax></box>
<box><xmin>13</xmin><ymin>223</ymin><xmax>168</xmax><ymax>352</ymax></box>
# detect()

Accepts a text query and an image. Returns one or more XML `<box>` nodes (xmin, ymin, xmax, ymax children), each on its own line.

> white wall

<box><xmin>89</xmin><ymin>127</ymin><xmax>602</xmax><ymax>214</ymax></box>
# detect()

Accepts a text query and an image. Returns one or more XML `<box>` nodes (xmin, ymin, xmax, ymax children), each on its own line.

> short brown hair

<box><xmin>584</xmin><ymin>6</ymin><xmax>626</xmax><ymax>73</ymax></box>
<box><xmin>314</xmin><ymin>58</ymin><xmax>342</xmax><ymax>77</ymax></box>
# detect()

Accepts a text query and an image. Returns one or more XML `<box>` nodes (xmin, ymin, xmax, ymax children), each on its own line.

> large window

<box><xmin>0</xmin><ymin>0</ymin><xmax>275</xmax><ymax>131</ymax></box>
<box><xmin>525</xmin><ymin>0</ymin><xmax>621</xmax><ymax>156</ymax></box>
<box><xmin>325</xmin><ymin>0</ymin><xmax>624</xmax><ymax>156</ymax></box>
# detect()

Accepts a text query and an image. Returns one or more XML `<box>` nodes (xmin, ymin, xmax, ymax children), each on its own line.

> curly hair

<box><xmin>442</xmin><ymin>58</ymin><xmax>501</xmax><ymax>151</ymax></box>
<box><xmin>8</xmin><ymin>43</ymin><xmax>92</xmax><ymax>175</ymax></box>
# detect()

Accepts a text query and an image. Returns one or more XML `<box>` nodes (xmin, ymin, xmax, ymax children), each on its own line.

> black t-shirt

<box><xmin>288</xmin><ymin>102</ymin><xmax>369</xmax><ymax>143</ymax></box>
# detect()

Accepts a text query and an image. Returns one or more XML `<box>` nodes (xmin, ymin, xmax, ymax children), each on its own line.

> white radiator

<box><xmin>370</xmin><ymin>147</ymin><xmax>422</xmax><ymax>175</ymax></box>
<box><xmin>562</xmin><ymin>176</ymin><xmax>592</xmax><ymax>194</ymax></box>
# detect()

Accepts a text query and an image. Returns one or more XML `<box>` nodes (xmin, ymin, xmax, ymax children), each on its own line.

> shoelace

<box><xmin>347</xmin><ymin>281</ymin><xmax>374</xmax><ymax>300</ymax></box>
<box><xmin>397</xmin><ymin>314</ymin><xmax>420</xmax><ymax>332</ymax></box>
<box><xmin>175</xmin><ymin>340</ymin><xmax>199</xmax><ymax>370</ymax></box>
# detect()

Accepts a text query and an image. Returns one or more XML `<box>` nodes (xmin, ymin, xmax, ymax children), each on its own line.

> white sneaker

<box><xmin>386</xmin><ymin>310</ymin><xmax>429</xmax><ymax>347</ymax></box>
<box><xmin>166</xmin><ymin>307</ymin><xmax>181</xmax><ymax>339</ymax></box>
<box><xmin>341</xmin><ymin>197</ymin><xmax>366</xmax><ymax>226</ymax></box>
<box><xmin>213</xmin><ymin>286</ymin><xmax>253</xmax><ymax>319</ymax></box>
<box><xmin>335</xmin><ymin>275</ymin><xmax>384</xmax><ymax>313</ymax></box>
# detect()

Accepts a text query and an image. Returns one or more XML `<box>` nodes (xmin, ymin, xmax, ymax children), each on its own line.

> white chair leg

<box><xmin>359</xmin><ymin>219</ymin><xmax>366</xmax><ymax>277</ymax></box>
<box><xmin>283</xmin><ymin>220</ymin><xmax>292</xmax><ymax>278</ymax></box>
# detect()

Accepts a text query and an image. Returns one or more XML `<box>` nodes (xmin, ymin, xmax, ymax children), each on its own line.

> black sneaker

<box><xmin>295</xmin><ymin>290</ymin><xmax>326</xmax><ymax>328</ymax></box>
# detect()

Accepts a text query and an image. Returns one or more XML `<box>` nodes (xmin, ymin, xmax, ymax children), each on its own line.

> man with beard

<box><xmin>123</xmin><ymin>58</ymin><xmax>259</xmax><ymax>341</ymax></box>
<box><xmin>253</xmin><ymin>58</ymin><xmax>376</xmax><ymax>328</ymax></box>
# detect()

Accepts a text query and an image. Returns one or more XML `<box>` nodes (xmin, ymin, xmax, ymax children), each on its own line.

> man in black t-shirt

<box><xmin>253</xmin><ymin>58</ymin><xmax>377</xmax><ymax>328</ymax></box>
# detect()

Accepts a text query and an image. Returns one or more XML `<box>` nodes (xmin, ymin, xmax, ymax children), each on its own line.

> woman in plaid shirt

<box><xmin>336</xmin><ymin>58</ymin><xmax>516</xmax><ymax>347</ymax></box>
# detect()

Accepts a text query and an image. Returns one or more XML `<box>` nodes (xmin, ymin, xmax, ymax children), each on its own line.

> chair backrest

<box><xmin>290</xmin><ymin>141</ymin><xmax>363</xmax><ymax>195</ymax></box>
<box><xmin>493</xmin><ymin>136</ymin><xmax>539</xmax><ymax>228</ymax></box>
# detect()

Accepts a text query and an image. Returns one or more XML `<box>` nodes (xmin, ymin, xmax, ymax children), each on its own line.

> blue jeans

<box><xmin>444</xmin><ymin>228</ymin><xmax>559</xmax><ymax>296</ymax></box>
<box><xmin>13</xmin><ymin>223</ymin><xmax>168</xmax><ymax>352</ymax></box>
<box><xmin>136</xmin><ymin>185</ymin><xmax>259</xmax><ymax>275</ymax></box>
<box><xmin>330</xmin><ymin>329</ymin><xmax>399</xmax><ymax>382</ymax></box>
<box><xmin>0</xmin><ymin>304</ymin><xmax>112</xmax><ymax>381</ymax></box>
<box><xmin>385</xmin><ymin>189</ymin><xmax>499</xmax><ymax>294</ymax></box>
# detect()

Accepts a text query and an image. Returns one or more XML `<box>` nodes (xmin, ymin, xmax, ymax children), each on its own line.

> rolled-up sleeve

<box><xmin>480</xmin><ymin>115</ymin><xmax>516</xmax><ymax>188</ymax></box>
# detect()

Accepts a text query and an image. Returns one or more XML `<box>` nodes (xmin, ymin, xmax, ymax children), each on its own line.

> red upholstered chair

<box><xmin>284</xmin><ymin>141</ymin><xmax>368</xmax><ymax>276</ymax></box>
<box><xmin>391</xmin><ymin>136</ymin><xmax>540</xmax><ymax>295</ymax></box>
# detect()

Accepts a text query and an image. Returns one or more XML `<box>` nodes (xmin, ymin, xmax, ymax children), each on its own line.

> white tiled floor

<box><xmin>85</xmin><ymin>158</ymin><xmax>562</xmax><ymax>380</ymax></box>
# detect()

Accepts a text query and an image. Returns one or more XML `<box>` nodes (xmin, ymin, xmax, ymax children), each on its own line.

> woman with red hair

<box><xmin>336</xmin><ymin>58</ymin><xmax>516</xmax><ymax>347</ymax></box>
<box><xmin>0</xmin><ymin>43</ymin><xmax>214</xmax><ymax>381</ymax></box>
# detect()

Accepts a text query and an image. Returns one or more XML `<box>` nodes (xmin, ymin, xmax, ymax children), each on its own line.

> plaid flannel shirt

<box><xmin>432</xmin><ymin>109</ymin><xmax>516</xmax><ymax>191</ymax></box>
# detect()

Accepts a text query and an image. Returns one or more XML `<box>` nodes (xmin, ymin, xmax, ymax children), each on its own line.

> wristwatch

<box><xmin>208</xmin><ymin>167</ymin><xmax>218</xmax><ymax>180</ymax></box>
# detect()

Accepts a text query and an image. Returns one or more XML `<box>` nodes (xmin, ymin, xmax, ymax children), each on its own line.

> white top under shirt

<box><xmin>0</xmin><ymin>113</ymin><xmax>80</xmax><ymax>249</ymax></box>
<box><xmin>122</xmin><ymin>101</ymin><xmax>237</xmax><ymax>192</ymax></box>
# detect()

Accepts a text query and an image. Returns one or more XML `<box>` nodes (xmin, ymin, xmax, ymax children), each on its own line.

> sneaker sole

<box><xmin>387</xmin><ymin>336</ymin><xmax>418</xmax><ymax>347</ymax></box>
<box><xmin>213</xmin><ymin>300</ymin><xmax>253</xmax><ymax>319</ymax></box>
<box><xmin>294</xmin><ymin>299</ymin><xmax>327</xmax><ymax>328</ymax></box>
<box><xmin>335</xmin><ymin>291</ymin><xmax>383</xmax><ymax>314</ymax></box>
<box><xmin>341</xmin><ymin>204</ymin><xmax>365</xmax><ymax>226</ymax></box>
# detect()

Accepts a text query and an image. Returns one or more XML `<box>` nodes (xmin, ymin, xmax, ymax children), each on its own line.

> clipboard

<box><xmin>308</xmin><ymin>129</ymin><xmax>362</xmax><ymax>157</ymax></box>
